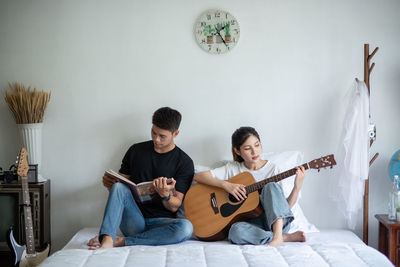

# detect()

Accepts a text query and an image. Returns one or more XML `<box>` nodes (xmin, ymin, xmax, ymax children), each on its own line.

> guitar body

<box><xmin>184</xmin><ymin>172</ymin><xmax>263</xmax><ymax>241</ymax></box>
<box><xmin>7</xmin><ymin>227</ymin><xmax>50</xmax><ymax>267</ymax></box>
<box><xmin>185</xmin><ymin>154</ymin><xmax>337</xmax><ymax>241</ymax></box>
<box><xmin>7</xmin><ymin>227</ymin><xmax>26</xmax><ymax>266</ymax></box>
<box><xmin>19</xmin><ymin>245</ymin><xmax>50</xmax><ymax>267</ymax></box>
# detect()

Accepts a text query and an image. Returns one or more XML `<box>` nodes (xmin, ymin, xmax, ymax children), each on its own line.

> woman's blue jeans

<box><xmin>228</xmin><ymin>182</ymin><xmax>294</xmax><ymax>245</ymax></box>
<box><xmin>99</xmin><ymin>182</ymin><xmax>193</xmax><ymax>246</ymax></box>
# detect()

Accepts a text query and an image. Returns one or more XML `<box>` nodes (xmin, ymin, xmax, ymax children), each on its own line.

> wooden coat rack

<box><xmin>363</xmin><ymin>43</ymin><xmax>379</xmax><ymax>244</ymax></box>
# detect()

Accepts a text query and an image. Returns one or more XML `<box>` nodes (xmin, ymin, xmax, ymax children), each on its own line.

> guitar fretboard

<box><xmin>245</xmin><ymin>163</ymin><xmax>309</xmax><ymax>194</ymax></box>
<box><xmin>21</xmin><ymin>176</ymin><xmax>35</xmax><ymax>254</ymax></box>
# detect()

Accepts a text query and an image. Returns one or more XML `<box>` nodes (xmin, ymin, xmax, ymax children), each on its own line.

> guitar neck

<box><xmin>20</xmin><ymin>176</ymin><xmax>36</xmax><ymax>254</ymax></box>
<box><xmin>245</xmin><ymin>163</ymin><xmax>309</xmax><ymax>194</ymax></box>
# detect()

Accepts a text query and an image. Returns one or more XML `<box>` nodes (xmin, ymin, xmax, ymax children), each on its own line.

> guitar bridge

<box><xmin>210</xmin><ymin>193</ymin><xmax>219</xmax><ymax>214</ymax></box>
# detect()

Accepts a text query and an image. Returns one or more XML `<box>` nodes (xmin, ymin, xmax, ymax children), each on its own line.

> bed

<box><xmin>39</xmin><ymin>227</ymin><xmax>392</xmax><ymax>267</ymax></box>
<box><xmin>39</xmin><ymin>152</ymin><xmax>393</xmax><ymax>266</ymax></box>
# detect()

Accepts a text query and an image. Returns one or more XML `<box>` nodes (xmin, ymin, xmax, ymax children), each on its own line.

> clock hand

<box><xmin>215</xmin><ymin>30</ymin><xmax>228</xmax><ymax>47</ymax></box>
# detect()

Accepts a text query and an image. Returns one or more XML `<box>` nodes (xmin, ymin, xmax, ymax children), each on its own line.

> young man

<box><xmin>88</xmin><ymin>107</ymin><xmax>194</xmax><ymax>249</ymax></box>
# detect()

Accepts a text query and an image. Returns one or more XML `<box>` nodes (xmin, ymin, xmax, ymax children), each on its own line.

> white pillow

<box><xmin>194</xmin><ymin>151</ymin><xmax>319</xmax><ymax>233</ymax></box>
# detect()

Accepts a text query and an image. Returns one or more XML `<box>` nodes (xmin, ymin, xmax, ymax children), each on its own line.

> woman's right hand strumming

<box><xmin>222</xmin><ymin>181</ymin><xmax>247</xmax><ymax>201</ymax></box>
<box><xmin>194</xmin><ymin>170</ymin><xmax>247</xmax><ymax>201</ymax></box>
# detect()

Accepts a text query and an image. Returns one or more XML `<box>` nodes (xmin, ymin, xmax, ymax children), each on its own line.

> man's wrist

<box><xmin>160</xmin><ymin>192</ymin><xmax>171</xmax><ymax>202</ymax></box>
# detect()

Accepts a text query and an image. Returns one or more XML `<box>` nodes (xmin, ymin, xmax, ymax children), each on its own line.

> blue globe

<box><xmin>389</xmin><ymin>149</ymin><xmax>400</xmax><ymax>181</ymax></box>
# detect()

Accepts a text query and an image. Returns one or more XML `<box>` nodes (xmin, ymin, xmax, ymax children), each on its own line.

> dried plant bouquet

<box><xmin>4</xmin><ymin>82</ymin><xmax>51</xmax><ymax>124</ymax></box>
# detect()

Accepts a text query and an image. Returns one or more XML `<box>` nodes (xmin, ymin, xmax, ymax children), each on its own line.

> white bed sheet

<box><xmin>39</xmin><ymin>228</ymin><xmax>393</xmax><ymax>267</ymax></box>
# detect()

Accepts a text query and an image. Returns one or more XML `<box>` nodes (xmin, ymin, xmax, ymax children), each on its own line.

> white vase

<box><xmin>17</xmin><ymin>123</ymin><xmax>43</xmax><ymax>175</ymax></box>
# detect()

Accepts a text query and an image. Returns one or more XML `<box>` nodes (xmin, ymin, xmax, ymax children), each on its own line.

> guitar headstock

<box><xmin>16</xmin><ymin>147</ymin><xmax>29</xmax><ymax>177</ymax></box>
<box><xmin>308</xmin><ymin>154</ymin><xmax>336</xmax><ymax>171</ymax></box>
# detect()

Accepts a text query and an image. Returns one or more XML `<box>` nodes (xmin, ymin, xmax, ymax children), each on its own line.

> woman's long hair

<box><xmin>231</xmin><ymin>127</ymin><xmax>260</xmax><ymax>162</ymax></box>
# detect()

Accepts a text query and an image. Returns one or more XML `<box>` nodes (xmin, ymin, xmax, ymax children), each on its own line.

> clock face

<box><xmin>195</xmin><ymin>10</ymin><xmax>240</xmax><ymax>54</ymax></box>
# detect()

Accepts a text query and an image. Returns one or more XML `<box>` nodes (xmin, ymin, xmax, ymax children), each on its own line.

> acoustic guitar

<box><xmin>184</xmin><ymin>154</ymin><xmax>336</xmax><ymax>241</ymax></box>
<box><xmin>7</xmin><ymin>148</ymin><xmax>50</xmax><ymax>267</ymax></box>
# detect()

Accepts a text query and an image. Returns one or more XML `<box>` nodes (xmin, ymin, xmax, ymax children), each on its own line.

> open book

<box><xmin>105</xmin><ymin>169</ymin><xmax>157</xmax><ymax>204</ymax></box>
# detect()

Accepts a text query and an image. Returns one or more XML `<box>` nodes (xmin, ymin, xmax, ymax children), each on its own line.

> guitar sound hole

<box><xmin>228</xmin><ymin>194</ymin><xmax>245</xmax><ymax>203</ymax></box>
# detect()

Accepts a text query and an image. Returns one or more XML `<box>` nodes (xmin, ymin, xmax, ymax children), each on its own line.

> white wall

<box><xmin>0</xmin><ymin>0</ymin><xmax>399</xmax><ymax>252</ymax></box>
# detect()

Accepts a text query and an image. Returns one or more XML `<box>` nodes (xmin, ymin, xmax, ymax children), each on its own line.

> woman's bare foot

<box><xmin>269</xmin><ymin>218</ymin><xmax>284</xmax><ymax>247</ymax></box>
<box><xmin>283</xmin><ymin>231</ymin><xmax>306</xmax><ymax>242</ymax></box>
<box><xmin>268</xmin><ymin>238</ymin><xmax>283</xmax><ymax>247</ymax></box>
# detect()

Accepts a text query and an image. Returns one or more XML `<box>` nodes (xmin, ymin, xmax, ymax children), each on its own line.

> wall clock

<box><xmin>195</xmin><ymin>10</ymin><xmax>240</xmax><ymax>54</ymax></box>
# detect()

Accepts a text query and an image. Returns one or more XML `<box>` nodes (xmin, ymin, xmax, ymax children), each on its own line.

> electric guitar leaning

<box><xmin>7</xmin><ymin>148</ymin><xmax>50</xmax><ymax>267</ymax></box>
<box><xmin>184</xmin><ymin>154</ymin><xmax>336</xmax><ymax>241</ymax></box>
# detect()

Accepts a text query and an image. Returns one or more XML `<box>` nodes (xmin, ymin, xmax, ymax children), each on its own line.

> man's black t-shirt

<box><xmin>119</xmin><ymin>140</ymin><xmax>194</xmax><ymax>218</ymax></box>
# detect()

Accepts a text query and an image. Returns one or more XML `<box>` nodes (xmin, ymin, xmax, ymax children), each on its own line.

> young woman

<box><xmin>194</xmin><ymin>127</ymin><xmax>306</xmax><ymax>247</ymax></box>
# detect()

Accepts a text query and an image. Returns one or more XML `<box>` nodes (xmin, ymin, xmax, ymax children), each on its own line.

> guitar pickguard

<box><xmin>220</xmin><ymin>199</ymin><xmax>246</xmax><ymax>217</ymax></box>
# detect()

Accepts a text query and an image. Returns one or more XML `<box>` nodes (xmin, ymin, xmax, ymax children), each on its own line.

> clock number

<box><xmin>200</xmin><ymin>22</ymin><xmax>206</xmax><ymax>27</ymax></box>
<box><xmin>207</xmin><ymin>14</ymin><xmax>211</xmax><ymax>20</ymax></box>
<box><xmin>215</xmin><ymin>12</ymin><xmax>220</xmax><ymax>18</ymax></box>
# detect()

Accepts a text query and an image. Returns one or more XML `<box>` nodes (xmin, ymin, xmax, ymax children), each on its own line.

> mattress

<box><xmin>39</xmin><ymin>228</ymin><xmax>393</xmax><ymax>267</ymax></box>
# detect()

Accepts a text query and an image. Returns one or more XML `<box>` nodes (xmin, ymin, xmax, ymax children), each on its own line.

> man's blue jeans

<box><xmin>99</xmin><ymin>182</ymin><xmax>193</xmax><ymax>245</ymax></box>
<box><xmin>228</xmin><ymin>182</ymin><xmax>294</xmax><ymax>245</ymax></box>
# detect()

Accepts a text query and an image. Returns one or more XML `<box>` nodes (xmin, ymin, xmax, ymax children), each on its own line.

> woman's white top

<box><xmin>210</xmin><ymin>160</ymin><xmax>280</xmax><ymax>182</ymax></box>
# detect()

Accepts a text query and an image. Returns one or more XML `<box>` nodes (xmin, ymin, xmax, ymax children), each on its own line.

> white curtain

<box><xmin>330</xmin><ymin>79</ymin><xmax>370</xmax><ymax>229</ymax></box>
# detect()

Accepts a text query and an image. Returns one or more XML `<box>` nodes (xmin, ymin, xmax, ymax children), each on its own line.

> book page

<box><xmin>105</xmin><ymin>170</ymin><xmax>174</xmax><ymax>204</ymax></box>
<box><xmin>137</xmin><ymin>182</ymin><xmax>155</xmax><ymax>196</ymax></box>
<box><xmin>106</xmin><ymin>169</ymin><xmax>136</xmax><ymax>186</ymax></box>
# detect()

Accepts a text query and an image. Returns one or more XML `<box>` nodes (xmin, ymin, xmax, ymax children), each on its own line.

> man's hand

<box><xmin>102</xmin><ymin>172</ymin><xmax>130</xmax><ymax>190</ymax></box>
<box><xmin>102</xmin><ymin>173</ymin><xmax>116</xmax><ymax>190</ymax></box>
<box><xmin>152</xmin><ymin>177</ymin><xmax>175</xmax><ymax>198</ymax></box>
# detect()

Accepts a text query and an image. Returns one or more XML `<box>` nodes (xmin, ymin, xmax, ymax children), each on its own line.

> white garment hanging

<box><xmin>330</xmin><ymin>79</ymin><xmax>370</xmax><ymax>229</ymax></box>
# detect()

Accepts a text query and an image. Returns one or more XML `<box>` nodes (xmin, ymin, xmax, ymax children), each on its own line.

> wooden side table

<box><xmin>375</xmin><ymin>214</ymin><xmax>400</xmax><ymax>266</ymax></box>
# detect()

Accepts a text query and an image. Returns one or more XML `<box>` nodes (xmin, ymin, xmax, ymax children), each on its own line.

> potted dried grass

<box><xmin>4</xmin><ymin>82</ymin><xmax>51</xmax><ymax>178</ymax></box>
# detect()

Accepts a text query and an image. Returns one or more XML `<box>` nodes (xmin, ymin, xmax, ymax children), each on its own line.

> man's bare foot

<box><xmin>87</xmin><ymin>235</ymin><xmax>125</xmax><ymax>249</ymax></box>
<box><xmin>87</xmin><ymin>236</ymin><xmax>100</xmax><ymax>247</ymax></box>
<box><xmin>88</xmin><ymin>235</ymin><xmax>114</xmax><ymax>250</ymax></box>
<box><xmin>283</xmin><ymin>231</ymin><xmax>306</xmax><ymax>243</ymax></box>
<box><xmin>114</xmin><ymin>236</ymin><xmax>125</xmax><ymax>247</ymax></box>
<box><xmin>268</xmin><ymin>238</ymin><xmax>283</xmax><ymax>247</ymax></box>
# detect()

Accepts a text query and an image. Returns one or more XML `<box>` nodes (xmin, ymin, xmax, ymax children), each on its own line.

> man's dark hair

<box><xmin>152</xmin><ymin>107</ymin><xmax>182</xmax><ymax>133</ymax></box>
